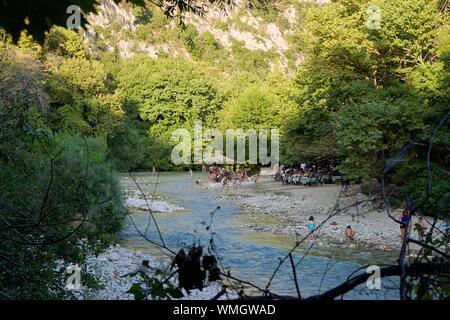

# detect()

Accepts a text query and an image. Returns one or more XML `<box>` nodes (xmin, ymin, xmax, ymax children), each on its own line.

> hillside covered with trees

<box><xmin>0</xmin><ymin>0</ymin><xmax>448</xmax><ymax>300</ymax></box>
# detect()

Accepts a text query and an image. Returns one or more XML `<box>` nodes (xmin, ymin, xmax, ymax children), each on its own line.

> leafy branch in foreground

<box><xmin>0</xmin><ymin>45</ymin><xmax>127</xmax><ymax>299</ymax></box>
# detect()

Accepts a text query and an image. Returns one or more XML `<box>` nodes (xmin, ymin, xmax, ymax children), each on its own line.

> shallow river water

<box><xmin>118</xmin><ymin>172</ymin><xmax>400</xmax><ymax>299</ymax></box>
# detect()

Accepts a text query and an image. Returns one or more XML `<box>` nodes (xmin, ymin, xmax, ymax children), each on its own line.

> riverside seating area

<box><xmin>272</xmin><ymin>163</ymin><xmax>346</xmax><ymax>187</ymax></box>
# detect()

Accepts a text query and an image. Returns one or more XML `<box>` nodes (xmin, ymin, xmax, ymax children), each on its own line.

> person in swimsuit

<box><xmin>345</xmin><ymin>225</ymin><xmax>355</xmax><ymax>241</ymax></box>
<box><xmin>400</xmin><ymin>209</ymin><xmax>410</xmax><ymax>242</ymax></box>
<box><xmin>417</xmin><ymin>216</ymin><xmax>426</xmax><ymax>241</ymax></box>
<box><xmin>308</xmin><ymin>216</ymin><xmax>316</xmax><ymax>241</ymax></box>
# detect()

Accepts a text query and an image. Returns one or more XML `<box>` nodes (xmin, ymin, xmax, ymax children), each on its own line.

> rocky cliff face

<box><xmin>83</xmin><ymin>0</ymin><xmax>329</xmax><ymax>73</ymax></box>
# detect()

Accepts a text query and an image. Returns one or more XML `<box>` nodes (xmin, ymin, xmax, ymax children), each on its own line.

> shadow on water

<box><xmin>118</xmin><ymin>172</ymin><xmax>400</xmax><ymax>299</ymax></box>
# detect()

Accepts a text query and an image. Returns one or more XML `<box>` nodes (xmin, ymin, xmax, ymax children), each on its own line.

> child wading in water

<box><xmin>308</xmin><ymin>216</ymin><xmax>316</xmax><ymax>241</ymax></box>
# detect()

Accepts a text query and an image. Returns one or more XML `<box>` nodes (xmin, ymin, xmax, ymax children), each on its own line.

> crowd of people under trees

<box><xmin>273</xmin><ymin>161</ymin><xmax>350</xmax><ymax>188</ymax></box>
<box><xmin>190</xmin><ymin>165</ymin><xmax>260</xmax><ymax>188</ymax></box>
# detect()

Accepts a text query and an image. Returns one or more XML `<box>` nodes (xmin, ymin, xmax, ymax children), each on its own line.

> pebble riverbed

<box><xmin>68</xmin><ymin>245</ymin><xmax>238</xmax><ymax>300</ymax></box>
<box><xmin>218</xmin><ymin>184</ymin><xmax>442</xmax><ymax>252</ymax></box>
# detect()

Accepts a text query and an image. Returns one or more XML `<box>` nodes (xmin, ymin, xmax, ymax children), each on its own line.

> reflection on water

<box><xmin>119</xmin><ymin>172</ymin><xmax>399</xmax><ymax>299</ymax></box>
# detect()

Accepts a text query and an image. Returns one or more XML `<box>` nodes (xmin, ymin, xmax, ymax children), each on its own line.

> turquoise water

<box><xmin>119</xmin><ymin>172</ymin><xmax>399</xmax><ymax>299</ymax></box>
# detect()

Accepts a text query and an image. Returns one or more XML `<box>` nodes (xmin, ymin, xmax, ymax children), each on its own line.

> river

<box><xmin>118</xmin><ymin>172</ymin><xmax>400</xmax><ymax>299</ymax></box>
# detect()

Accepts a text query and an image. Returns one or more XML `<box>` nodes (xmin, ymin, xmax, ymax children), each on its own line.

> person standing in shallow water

<box><xmin>308</xmin><ymin>216</ymin><xmax>316</xmax><ymax>241</ymax></box>
<box><xmin>400</xmin><ymin>209</ymin><xmax>410</xmax><ymax>242</ymax></box>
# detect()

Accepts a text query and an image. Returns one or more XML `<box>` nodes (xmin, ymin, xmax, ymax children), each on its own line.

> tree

<box><xmin>43</xmin><ymin>26</ymin><xmax>86</xmax><ymax>59</ymax></box>
<box><xmin>219</xmin><ymin>84</ymin><xmax>287</xmax><ymax>130</ymax></box>
<box><xmin>117</xmin><ymin>56</ymin><xmax>221</xmax><ymax>140</ymax></box>
<box><xmin>107</xmin><ymin>123</ymin><xmax>172</xmax><ymax>170</ymax></box>
<box><xmin>47</xmin><ymin>57</ymin><xmax>107</xmax><ymax>102</ymax></box>
<box><xmin>335</xmin><ymin>87</ymin><xmax>425</xmax><ymax>180</ymax></box>
<box><xmin>284</xmin><ymin>0</ymin><xmax>449</xmax><ymax>179</ymax></box>
<box><xmin>45</xmin><ymin>57</ymin><xmax>126</xmax><ymax>137</ymax></box>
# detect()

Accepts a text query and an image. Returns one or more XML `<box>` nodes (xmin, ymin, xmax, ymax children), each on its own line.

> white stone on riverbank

<box><xmin>206</xmin><ymin>181</ymin><xmax>256</xmax><ymax>189</ymax></box>
<box><xmin>126</xmin><ymin>197</ymin><xmax>184</xmax><ymax>213</ymax></box>
<box><xmin>221</xmin><ymin>182</ymin><xmax>442</xmax><ymax>251</ymax></box>
<box><xmin>71</xmin><ymin>245</ymin><xmax>237</xmax><ymax>300</ymax></box>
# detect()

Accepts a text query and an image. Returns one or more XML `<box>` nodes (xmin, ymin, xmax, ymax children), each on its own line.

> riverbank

<box><xmin>218</xmin><ymin>179</ymin><xmax>428</xmax><ymax>252</ymax></box>
<box><xmin>125</xmin><ymin>188</ymin><xmax>184</xmax><ymax>213</ymax></box>
<box><xmin>71</xmin><ymin>245</ymin><xmax>237</xmax><ymax>300</ymax></box>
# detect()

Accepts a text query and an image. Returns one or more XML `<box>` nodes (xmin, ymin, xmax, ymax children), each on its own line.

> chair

<box><xmin>300</xmin><ymin>176</ymin><xmax>310</xmax><ymax>185</ymax></box>
<box><xmin>332</xmin><ymin>176</ymin><xmax>343</xmax><ymax>183</ymax></box>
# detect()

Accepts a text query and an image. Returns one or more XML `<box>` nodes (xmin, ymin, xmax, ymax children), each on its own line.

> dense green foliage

<box><xmin>283</xmin><ymin>0</ymin><xmax>449</xmax><ymax>203</ymax></box>
<box><xmin>220</xmin><ymin>83</ymin><xmax>287</xmax><ymax>130</ymax></box>
<box><xmin>117</xmin><ymin>57</ymin><xmax>220</xmax><ymax>138</ymax></box>
<box><xmin>0</xmin><ymin>33</ymin><xmax>126</xmax><ymax>299</ymax></box>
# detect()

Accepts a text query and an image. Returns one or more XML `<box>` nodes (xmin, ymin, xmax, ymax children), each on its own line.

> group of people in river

<box><xmin>190</xmin><ymin>165</ymin><xmax>260</xmax><ymax>188</ymax></box>
<box><xmin>306</xmin><ymin>215</ymin><xmax>356</xmax><ymax>243</ymax></box>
